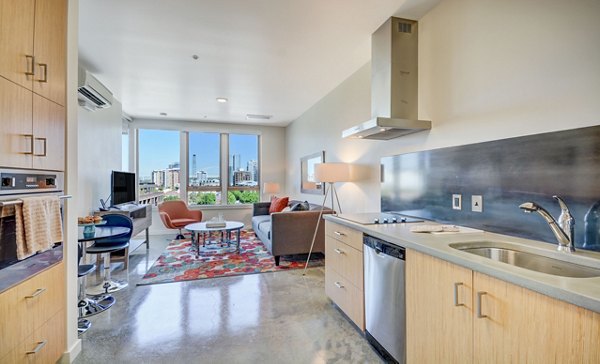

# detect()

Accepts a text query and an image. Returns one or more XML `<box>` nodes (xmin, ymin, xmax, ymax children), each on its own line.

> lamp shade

<box><xmin>314</xmin><ymin>163</ymin><xmax>353</xmax><ymax>183</ymax></box>
<box><xmin>263</xmin><ymin>182</ymin><xmax>280</xmax><ymax>194</ymax></box>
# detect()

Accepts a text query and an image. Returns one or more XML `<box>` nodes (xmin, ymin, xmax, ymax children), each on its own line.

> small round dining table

<box><xmin>76</xmin><ymin>225</ymin><xmax>131</xmax><ymax>332</ymax></box>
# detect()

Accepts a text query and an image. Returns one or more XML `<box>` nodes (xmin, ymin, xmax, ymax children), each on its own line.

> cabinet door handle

<box><xmin>34</xmin><ymin>137</ymin><xmax>47</xmax><ymax>157</ymax></box>
<box><xmin>453</xmin><ymin>282</ymin><xmax>464</xmax><ymax>307</ymax></box>
<box><xmin>25</xmin><ymin>55</ymin><xmax>35</xmax><ymax>76</ymax></box>
<box><xmin>334</xmin><ymin>281</ymin><xmax>344</xmax><ymax>289</ymax></box>
<box><xmin>23</xmin><ymin>134</ymin><xmax>34</xmax><ymax>154</ymax></box>
<box><xmin>25</xmin><ymin>288</ymin><xmax>46</xmax><ymax>299</ymax></box>
<box><xmin>334</xmin><ymin>248</ymin><xmax>344</xmax><ymax>255</ymax></box>
<box><xmin>333</xmin><ymin>231</ymin><xmax>346</xmax><ymax>237</ymax></box>
<box><xmin>26</xmin><ymin>340</ymin><xmax>47</xmax><ymax>354</ymax></box>
<box><xmin>476</xmin><ymin>291</ymin><xmax>487</xmax><ymax>318</ymax></box>
<box><xmin>37</xmin><ymin>63</ymin><xmax>48</xmax><ymax>83</ymax></box>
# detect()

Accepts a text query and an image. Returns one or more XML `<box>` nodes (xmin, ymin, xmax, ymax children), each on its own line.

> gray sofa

<box><xmin>252</xmin><ymin>200</ymin><xmax>334</xmax><ymax>265</ymax></box>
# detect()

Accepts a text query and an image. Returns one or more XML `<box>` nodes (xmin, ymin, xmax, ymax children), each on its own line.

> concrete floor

<box><xmin>74</xmin><ymin>235</ymin><xmax>382</xmax><ymax>364</ymax></box>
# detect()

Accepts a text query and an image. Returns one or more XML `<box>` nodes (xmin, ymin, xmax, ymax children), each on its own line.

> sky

<box><xmin>138</xmin><ymin>129</ymin><xmax>258</xmax><ymax>180</ymax></box>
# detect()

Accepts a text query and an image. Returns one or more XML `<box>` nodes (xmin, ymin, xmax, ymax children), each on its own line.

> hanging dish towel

<box><xmin>15</xmin><ymin>196</ymin><xmax>63</xmax><ymax>260</ymax></box>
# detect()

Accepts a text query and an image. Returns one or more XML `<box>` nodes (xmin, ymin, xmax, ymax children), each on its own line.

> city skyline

<box><xmin>139</xmin><ymin>129</ymin><xmax>259</xmax><ymax>182</ymax></box>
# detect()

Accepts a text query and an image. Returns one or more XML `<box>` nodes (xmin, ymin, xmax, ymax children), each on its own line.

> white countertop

<box><xmin>324</xmin><ymin>214</ymin><xmax>600</xmax><ymax>313</ymax></box>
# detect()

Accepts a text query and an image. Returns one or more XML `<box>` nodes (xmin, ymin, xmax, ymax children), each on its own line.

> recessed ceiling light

<box><xmin>216</xmin><ymin>97</ymin><xmax>228</xmax><ymax>103</ymax></box>
<box><xmin>380</xmin><ymin>128</ymin><xmax>386</xmax><ymax>132</ymax></box>
<box><xmin>160</xmin><ymin>112</ymin><xmax>167</xmax><ymax>116</ymax></box>
<box><xmin>192</xmin><ymin>55</ymin><xmax>199</xmax><ymax>60</ymax></box>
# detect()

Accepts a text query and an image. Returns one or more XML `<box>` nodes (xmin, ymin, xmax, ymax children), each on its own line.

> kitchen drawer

<box><xmin>0</xmin><ymin>283</ymin><xmax>25</xmax><ymax>359</ymax></box>
<box><xmin>325</xmin><ymin>221</ymin><xmax>363</xmax><ymax>251</ymax></box>
<box><xmin>325</xmin><ymin>236</ymin><xmax>363</xmax><ymax>291</ymax></box>
<box><xmin>1</xmin><ymin>309</ymin><xmax>65</xmax><ymax>364</ymax></box>
<box><xmin>0</xmin><ymin>262</ymin><xmax>64</xmax><ymax>359</ymax></box>
<box><xmin>325</xmin><ymin>268</ymin><xmax>364</xmax><ymax>330</ymax></box>
<box><xmin>18</xmin><ymin>262</ymin><xmax>65</xmax><ymax>334</ymax></box>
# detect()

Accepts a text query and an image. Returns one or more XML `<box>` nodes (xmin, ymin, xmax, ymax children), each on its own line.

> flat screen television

<box><xmin>111</xmin><ymin>171</ymin><xmax>136</xmax><ymax>206</ymax></box>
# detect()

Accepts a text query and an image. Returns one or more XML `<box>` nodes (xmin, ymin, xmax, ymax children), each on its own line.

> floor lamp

<box><xmin>303</xmin><ymin>163</ymin><xmax>353</xmax><ymax>275</ymax></box>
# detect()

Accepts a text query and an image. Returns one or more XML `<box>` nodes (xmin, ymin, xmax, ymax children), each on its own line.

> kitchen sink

<box><xmin>449</xmin><ymin>241</ymin><xmax>600</xmax><ymax>278</ymax></box>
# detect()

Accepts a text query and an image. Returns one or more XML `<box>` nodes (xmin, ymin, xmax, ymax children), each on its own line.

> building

<box><xmin>151</xmin><ymin>170</ymin><xmax>165</xmax><ymax>188</ymax></box>
<box><xmin>233</xmin><ymin>170</ymin><xmax>252</xmax><ymax>186</ymax></box>
<box><xmin>247</xmin><ymin>159</ymin><xmax>258</xmax><ymax>182</ymax></box>
<box><xmin>165</xmin><ymin>168</ymin><xmax>180</xmax><ymax>190</ymax></box>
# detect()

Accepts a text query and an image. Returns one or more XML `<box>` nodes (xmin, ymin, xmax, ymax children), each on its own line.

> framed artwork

<box><xmin>300</xmin><ymin>151</ymin><xmax>325</xmax><ymax>195</ymax></box>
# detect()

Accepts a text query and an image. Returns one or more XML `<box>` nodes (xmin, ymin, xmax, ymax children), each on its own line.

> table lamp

<box><xmin>263</xmin><ymin>182</ymin><xmax>280</xmax><ymax>200</ymax></box>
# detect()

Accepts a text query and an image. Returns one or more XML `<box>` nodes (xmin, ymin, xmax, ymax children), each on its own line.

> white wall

<box><xmin>130</xmin><ymin>118</ymin><xmax>286</xmax><ymax>234</ymax></box>
<box><xmin>285</xmin><ymin>0</ymin><xmax>600</xmax><ymax>213</ymax></box>
<box><xmin>77</xmin><ymin>100</ymin><xmax>123</xmax><ymax>216</ymax></box>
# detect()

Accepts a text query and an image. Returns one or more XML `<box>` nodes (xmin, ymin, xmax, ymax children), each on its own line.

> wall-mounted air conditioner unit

<box><xmin>77</xmin><ymin>67</ymin><xmax>113</xmax><ymax>111</ymax></box>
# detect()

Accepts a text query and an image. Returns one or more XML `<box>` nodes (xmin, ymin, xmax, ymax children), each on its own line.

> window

<box><xmin>188</xmin><ymin>132</ymin><xmax>221</xmax><ymax>205</ymax></box>
<box><xmin>138</xmin><ymin>129</ymin><xmax>180</xmax><ymax>205</ymax></box>
<box><xmin>228</xmin><ymin>134</ymin><xmax>259</xmax><ymax>204</ymax></box>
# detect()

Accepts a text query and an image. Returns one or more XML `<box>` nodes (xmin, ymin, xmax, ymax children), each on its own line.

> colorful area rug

<box><xmin>138</xmin><ymin>230</ymin><xmax>324</xmax><ymax>286</ymax></box>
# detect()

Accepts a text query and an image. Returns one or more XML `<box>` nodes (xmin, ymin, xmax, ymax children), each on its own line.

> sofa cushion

<box><xmin>171</xmin><ymin>218</ymin><xmax>201</xmax><ymax>228</ymax></box>
<box><xmin>269</xmin><ymin>196</ymin><xmax>289</xmax><ymax>213</ymax></box>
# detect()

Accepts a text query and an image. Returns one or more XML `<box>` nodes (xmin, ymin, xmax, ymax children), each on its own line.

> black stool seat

<box><xmin>78</xmin><ymin>264</ymin><xmax>96</xmax><ymax>278</ymax></box>
<box><xmin>86</xmin><ymin>242</ymin><xmax>129</xmax><ymax>254</ymax></box>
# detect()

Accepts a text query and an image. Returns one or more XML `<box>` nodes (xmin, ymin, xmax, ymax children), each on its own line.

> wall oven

<box><xmin>0</xmin><ymin>168</ymin><xmax>66</xmax><ymax>270</ymax></box>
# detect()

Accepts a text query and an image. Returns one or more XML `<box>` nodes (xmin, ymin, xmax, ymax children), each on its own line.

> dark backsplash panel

<box><xmin>381</xmin><ymin>125</ymin><xmax>600</xmax><ymax>251</ymax></box>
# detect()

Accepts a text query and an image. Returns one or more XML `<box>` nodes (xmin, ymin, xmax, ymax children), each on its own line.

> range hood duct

<box><xmin>343</xmin><ymin>17</ymin><xmax>431</xmax><ymax>140</ymax></box>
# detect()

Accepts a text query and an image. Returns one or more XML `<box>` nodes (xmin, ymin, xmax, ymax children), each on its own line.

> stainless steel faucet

<box><xmin>519</xmin><ymin>195</ymin><xmax>576</xmax><ymax>252</ymax></box>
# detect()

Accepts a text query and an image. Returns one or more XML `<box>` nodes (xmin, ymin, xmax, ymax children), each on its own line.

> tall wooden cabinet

<box><xmin>0</xmin><ymin>0</ymin><xmax>66</xmax><ymax>106</ymax></box>
<box><xmin>324</xmin><ymin>221</ymin><xmax>365</xmax><ymax>330</ymax></box>
<box><xmin>406</xmin><ymin>248</ymin><xmax>600</xmax><ymax>363</ymax></box>
<box><xmin>0</xmin><ymin>0</ymin><xmax>66</xmax><ymax>172</ymax></box>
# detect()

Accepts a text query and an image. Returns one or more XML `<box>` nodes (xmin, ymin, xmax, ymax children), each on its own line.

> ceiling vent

<box><xmin>342</xmin><ymin>17</ymin><xmax>431</xmax><ymax>140</ymax></box>
<box><xmin>77</xmin><ymin>67</ymin><xmax>113</xmax><ymax>112</ymax></box>
<box><xmin>246</xmin><ymin>114</ymin><xmax>272</xmax><ymax>120</ymax></box>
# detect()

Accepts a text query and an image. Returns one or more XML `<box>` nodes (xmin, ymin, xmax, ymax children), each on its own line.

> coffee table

<box><xmin>185</xmin><ymin>221</ymin><xmax>244</xmax><ymax>257</ymax></box>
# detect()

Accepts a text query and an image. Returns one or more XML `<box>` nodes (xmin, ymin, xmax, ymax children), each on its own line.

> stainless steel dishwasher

<box><xmin>364</xmin><ymin>234</ymin><xmax>406</xmax><ymax>364</ymax></box>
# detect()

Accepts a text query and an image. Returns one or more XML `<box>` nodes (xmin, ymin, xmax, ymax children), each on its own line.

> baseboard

<box><xmin>59</xmin><ymin>338</ymin><xmax>82</xmax><ymax>363</ymax></box>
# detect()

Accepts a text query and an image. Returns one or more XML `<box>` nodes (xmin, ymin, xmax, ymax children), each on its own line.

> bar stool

<box><xmin>86</xmin><ymin>214</ymin><xmax>132</xmax><ymax>296</ymax></box>
<box><xmin>77</xmin><ymin>244</ymin><xmax>115</xmax><ymax>329</ymax></box>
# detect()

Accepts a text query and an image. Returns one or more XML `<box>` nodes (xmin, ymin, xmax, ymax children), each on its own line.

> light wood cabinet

<box><xmin>32</xmin><ymin>0</ymin><xmax>67</xmax><ymax>106</ymax></box>
<box><xmin>324</xmin><ymin>221</ymin><xmax>365</xmax><ymax>330</ymax></box>
<box><xmin>0</xmin><ymin>0</ymin><xmax>35</xmax><ymax>89</ymax></box>
<box><xmin>406</xmin><ymin>249</ymin><xmax>473</xmax><ymax>364</ymax></box>
<box><xmin>0</xmin><ymin>262</ymin><xmax>65</xmax><ymax>364</ymax></box>
<box><xmin>0</xmin><ymin>76</ymin><xmax>34</xmax><ymax>169</ymax></box>
<box><xmin>473</xmin><ymin>272</ymin><xmax>600</xmax><ymax>363</ymax></box>
<box><xmin>0</xmin><ymin>0</ymin><xmax>66</xmax><ymax>106</ymax></box>
<box><xmin>406</xmin><ymin>248</ymin><xmax>600</xmax><ymax>363</ymax></box>
<box><xmin>32</xmin><ymin>94</ymin><xmax>65</xmax><ymax>171</ymax></box>
<box><xmin>0</xmin><ymin>77</ymin><xmax>65</xmax><ymax>171</ymax></box>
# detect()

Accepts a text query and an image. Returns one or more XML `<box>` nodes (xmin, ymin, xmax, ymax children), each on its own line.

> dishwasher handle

<box><xmin>364</xmin><ymin>234</ymin><xmax>405</xmax><ymax>260</ymax></box>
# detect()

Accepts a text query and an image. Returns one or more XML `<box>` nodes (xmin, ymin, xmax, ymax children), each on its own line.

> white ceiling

<box><xmin>78</xmin><ymin>0</ymin><xmax>440</xmax><ymax>126</ymax></box>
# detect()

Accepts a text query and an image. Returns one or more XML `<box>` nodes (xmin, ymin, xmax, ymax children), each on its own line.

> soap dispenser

<box><xmin>583</xmin><ymin>200</ymin><xmax>600</xmax><ymax>251</ymax></box>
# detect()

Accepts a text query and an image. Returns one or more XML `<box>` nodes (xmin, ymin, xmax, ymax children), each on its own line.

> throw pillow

<box><xmin>291</xmin><ymin>201</ymin><xmax>310</xmax><ymax>211</ymax></box>
<box><xmin>269</xmin><ymin>196</ymin><xmax>289</xmax><ymax>213</ymax></box>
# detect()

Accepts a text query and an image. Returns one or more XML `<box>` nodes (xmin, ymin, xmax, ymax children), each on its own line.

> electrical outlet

<box><xmin>452</xmin><ymin>194</ymin><xmax>462</xmax><ymax>210</ymax></box>
<box><xmin>472</xmin><ymin>195</ymin><xmax>483</xmax><ymax>212</ymax></box>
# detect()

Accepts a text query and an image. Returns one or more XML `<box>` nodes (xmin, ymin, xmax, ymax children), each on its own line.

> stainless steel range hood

<box><xmin>343</xmin><ymin>17</ymin><xmax>431</xmax><ymax>140</ymax></box>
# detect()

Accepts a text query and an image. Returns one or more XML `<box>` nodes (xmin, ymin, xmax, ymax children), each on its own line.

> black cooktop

<box><xmin>338</xmin><ymin>212</ymin><xmax>424</xmax><ymax>225</ymax></box>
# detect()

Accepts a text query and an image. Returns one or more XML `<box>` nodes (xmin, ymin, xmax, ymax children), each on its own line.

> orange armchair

<box><xmin>158</xmin><ymin>200</ymin><xmax>202</xmax><ymax>239</ymax></box>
